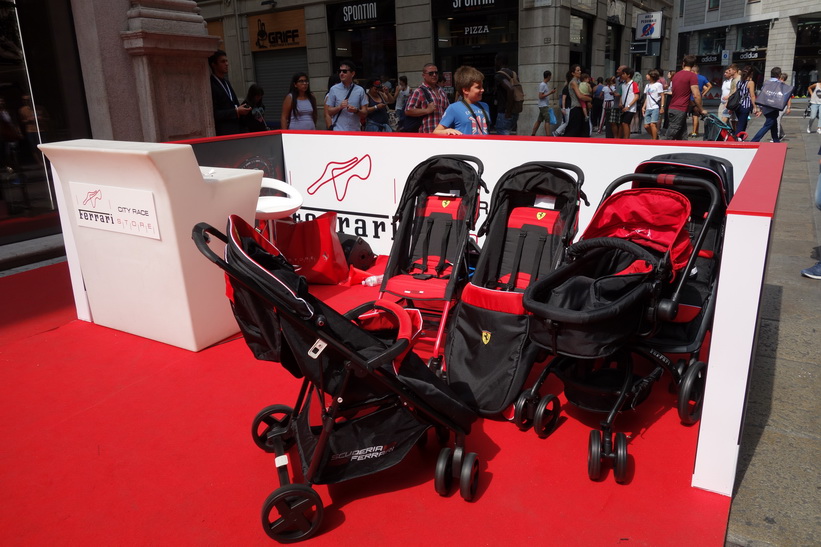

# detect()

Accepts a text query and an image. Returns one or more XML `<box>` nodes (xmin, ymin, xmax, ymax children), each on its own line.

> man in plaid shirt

<box><xmin>404</xmin><ymin>63</ymin><xmax>449</xmax><ymax>133</ymax></box>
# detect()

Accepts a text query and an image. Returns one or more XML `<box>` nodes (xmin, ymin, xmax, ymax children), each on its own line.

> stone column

<box><xmin>121</xmin><ymin>0</ymin><xmax>220</xmax><ymax>141</ymax></box>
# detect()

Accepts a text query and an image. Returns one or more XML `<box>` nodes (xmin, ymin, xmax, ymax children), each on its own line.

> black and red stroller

<box><xmin>443</xmin><ymin>162</ymin><xmax>587</xmax><ymax>426</ymax></box>
<box><xmin>702</xmin><ymin>113</ymin><xmax>747</xmax><ymax>141</ymax></box>
<box><xmin>632</xmin><ymin>153</ymin><xmax>733</xmax><ymax>423</ymax></box>
<box><xmin>379</xmin><ymin>155</ymin><xmax>487</xmax><ymax>371</ymax></box>
<box><xmin>523</xmin><ymin>167</ymin><xmax>722</xmax><ymax>483</ymax></box>
<box><xmin>193</xmin><ymin>215</ymin><xmax>479</xmax><ymax>543</ymax></box>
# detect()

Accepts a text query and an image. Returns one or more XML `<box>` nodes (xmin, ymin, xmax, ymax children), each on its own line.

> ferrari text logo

<box><xmin>482</xmin><ymin>330</ymin><xmax>491</xmax><ymax>344</ymax></box>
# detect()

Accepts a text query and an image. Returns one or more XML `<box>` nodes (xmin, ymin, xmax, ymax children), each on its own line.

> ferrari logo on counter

<box><xmin>482</xmin><ymin>330</ymin><xmax>491</xmax><ymax>344</ymax></box>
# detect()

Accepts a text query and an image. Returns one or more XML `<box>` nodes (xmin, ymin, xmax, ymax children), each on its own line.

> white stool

<box><xmin>256</xmin><ymin>177</ymin><xmax>303</xmax><ymax>241</ymax></box>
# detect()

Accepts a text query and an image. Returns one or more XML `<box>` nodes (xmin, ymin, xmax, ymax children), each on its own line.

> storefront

<box><xmin>432</xmin><ymin>0</ymin><xmax>518</xmax><ymax>114</ymax></box>
<box><xmin>326</xmin><ymin>1</ymin><xmax>396</xmax><ymax>84</ymax></box>
<box><xmin>0</xmin><ymin>0</ymin><xmax>90</xmax><ymax>245</ymax></box>
<box><xmin>793</xmin><ymin>19</ymin><xmax>821</xmax><ymax>95</ymax></box>
<box><xmin>249</xmin><ymin>9</ymin><xmax>309</xmax><ymax>128</ymax></box>
<box><xmin>570</xmin><ymin>3</ymin><xmax>597</xmax><ymax>70</ymax></box>
<box><xmin>696</xmin><ymin>27</ymin><xmax>726</xmax><ymax>99</ymax></box>
<box><xmin>605</xmin><ymin>0</ymin><xmax>627</xmax><ymax>77</ymax></box>
<box><xmin>733</xmin><ymin>22</ymin><xmax>769</xmax><ymax>88</ymax></box>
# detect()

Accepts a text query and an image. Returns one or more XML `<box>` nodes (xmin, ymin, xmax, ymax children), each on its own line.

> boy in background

<box><xmin>434</xmin><ymin>66</ymin><xmax>490</xmax><ymax>136</ymax></box>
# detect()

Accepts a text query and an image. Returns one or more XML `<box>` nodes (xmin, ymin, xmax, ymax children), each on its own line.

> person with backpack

<box><xmin>403</xmin><ymin>63</ymin><xmax>449</xmax><ymax>133</ymax></box>
<box><xmin>493</xmin><ymin>54</ymin><xmax>524</xmax><ymax>135</ymax></box>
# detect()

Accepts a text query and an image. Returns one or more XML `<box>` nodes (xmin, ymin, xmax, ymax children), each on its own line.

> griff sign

<box><xmin>249</xmin><ymin>9</ymin><xmax>306</xmax><ymax>52</ymax></box>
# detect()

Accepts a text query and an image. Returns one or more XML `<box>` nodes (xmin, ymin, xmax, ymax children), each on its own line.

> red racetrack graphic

<box><xmin>306</xmin><ymin>155</ymin><xmax>372</xmax><ymax>201</ymax></box>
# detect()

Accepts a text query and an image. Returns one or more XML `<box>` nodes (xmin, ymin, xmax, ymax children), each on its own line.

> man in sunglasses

<box><xmin>403</xmin><ymin>63</ymin><xmax>449</xmax><ymax>133</ymax></box>
<box><xmin>325</xmin><ymin>60</ymin><xmax>367</xmax><ymax>131</ymax></box>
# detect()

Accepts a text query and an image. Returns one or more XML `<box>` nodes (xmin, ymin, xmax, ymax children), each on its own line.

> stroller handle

<box><xmin>192</xmin><ymin>222</ymin><xmax>230</xmax><ymax>270</ymax></box>
<box><xmin>425</xmin><ymin>153</ymin><xmax>485</xmax><ymax>177</ymax></box>
<box><xmin>602</xmin><ymin>173</ymin><xmax>721</xmax><ymax>211</ymax></box>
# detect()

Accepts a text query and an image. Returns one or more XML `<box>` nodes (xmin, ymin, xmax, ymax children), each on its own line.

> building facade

<box><xmin>676</xmin><ymin>0</ymin><xmax>821</xmax><ymax>97</ymax></box>
<box><xmin>196</xmin><ymin>0</ymin><xmax>679</xmax><ymax>131</ymax></box>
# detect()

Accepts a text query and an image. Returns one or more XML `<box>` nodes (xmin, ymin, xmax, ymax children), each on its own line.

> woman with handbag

<box><xmin>720</xmin><ymin>65</ymin><xmax>740</xmax><ymax>130</ymax></box>
<box><xmin>734</xmin><ymin>66</ymin><xmax>759</xmax><ymax>136</ymax></box>
<box><xmin>364</xmin><ymin>78</ymin><xmax>392</xmax><ymax>132</ymax></box>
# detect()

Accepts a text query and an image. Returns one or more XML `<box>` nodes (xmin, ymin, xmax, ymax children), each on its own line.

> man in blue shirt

<box><xmin>325</xmin><ymin>60</ymin><xmax>367</xmax><ymax>131</ymax></box>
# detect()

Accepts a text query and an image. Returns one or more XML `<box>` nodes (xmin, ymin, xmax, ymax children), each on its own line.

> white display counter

<box><xmin>40</xmin><ymin>140</ymin><xmax>263</xmax><ymax>351</ymax></box>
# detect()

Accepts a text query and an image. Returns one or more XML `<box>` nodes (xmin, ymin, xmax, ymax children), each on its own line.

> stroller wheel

<box><xmin>533</xmin><ymin>394</ymin><xmax>561</xmax><ymax>439</ymax></box>
<box><xmin>614</xmin><ymin>432</ymin><xmax>629</xmax><ymax>484</ymax></box>
<box><xmin>252</xmin><ymin>405</ymin><xmax>294</xmax><ymax>453</ymax></box>
<box><xmin>513</xmin><ymin>393</ymin><xmax>535</xmax><ymax>431</ymax></box>
<box><xmin>261</xmin><ymin>484</ymin><xmax>324</xmax><ymax>543</ymax></box>
<box><xmin>459</xmin><ymin>452</ymin><xmax>480</xmax><ymax>502</ymax></box>
<box><xmin>678</xmin><ymin>361</ymin><xmax>707</xmax><ymax>425</ymax></box>
<box><xmin>434</xmin><ymin>447</ymin><xmax>454</xmax><ymax>496</ymax></box>
<box><xmin>587</xmin><ymin>430</ymin><xmax>603</xmax><ymax>481</ymax></box>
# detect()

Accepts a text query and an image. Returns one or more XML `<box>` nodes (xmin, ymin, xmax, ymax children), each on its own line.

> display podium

<box><xmin>39</xmin><ymin>139</ymin><xmax>263</xmax><ymax>351</ymax></box>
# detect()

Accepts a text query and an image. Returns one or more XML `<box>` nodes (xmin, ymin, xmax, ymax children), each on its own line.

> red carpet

<box><xmin>0</xmin><ymin>265</ymin><xmax>731</xmax><ymax>545</ymax></box>
<box><xmin>0</xmin><ymin>261</ymin><xmax>76</xmax><ymax>345</ymax></box>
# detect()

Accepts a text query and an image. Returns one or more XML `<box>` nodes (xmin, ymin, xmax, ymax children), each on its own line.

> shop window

<box><xmin>699</xmin><ymin>29</ymin><xmax>725</xmax><ymax>54</ymax></box>
<box><xmin>737</xmin><ymin>22</ymin><xmax>769</xmax><ymax>51</ymax></box>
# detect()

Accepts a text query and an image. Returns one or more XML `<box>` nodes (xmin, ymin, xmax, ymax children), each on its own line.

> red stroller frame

<box><xmin>380</xmin><ymin>155</ymin><xmax>487</xmax><ymax>372</ymax></box>
<box><xmin>193</xmin><ymin>216</ymin><xmax>479</xmax><ymax>543</ymax></box>
<box><xmin>523</xmin><ymin>172</ymin><xmax>721</xmax><ymax>483</ymax></box>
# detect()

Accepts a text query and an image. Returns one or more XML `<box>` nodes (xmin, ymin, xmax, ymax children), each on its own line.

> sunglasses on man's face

<box><xmin>425</xmin><ymin>71</ymin><xmax>439</xmax><ymax>76</ymax></box>
<box><xmin>339</xmin><ymin>69</ymin><xmax>351</xmax><ymax>74</ymax></box>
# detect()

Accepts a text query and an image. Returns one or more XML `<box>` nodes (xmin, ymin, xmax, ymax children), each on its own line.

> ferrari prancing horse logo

<box><xmin>536</xmin><ymin>211</ymin><xmax>546</xmax><ymax>220</ymax></box>
<box><xmin>482</xmin><ymin>330</ymin><xmax>491</xmax><ymax>344</ymax></box>
<box><xmin>442</xmin><ymin>200</ymin><xmax>451</xmax><ymax>208</ymax></box>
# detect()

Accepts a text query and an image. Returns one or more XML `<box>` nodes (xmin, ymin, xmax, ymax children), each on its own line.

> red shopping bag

<box><xmin>273</xmin><ymin>212</ymin><xmax>349</xmax><ymax>284</ymax></box>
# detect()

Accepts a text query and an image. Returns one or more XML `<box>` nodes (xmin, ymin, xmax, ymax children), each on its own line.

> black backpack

<box><xmin>401</xmin><ymin>86</ymin><xmax>433</xmax><ymax>132</ymax></box>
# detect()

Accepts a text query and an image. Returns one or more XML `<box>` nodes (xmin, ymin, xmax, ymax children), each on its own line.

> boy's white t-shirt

<box><xmin>644</xmin><ymin>81</ymin><xmax>664</xmax><ymax>111</ymax></box>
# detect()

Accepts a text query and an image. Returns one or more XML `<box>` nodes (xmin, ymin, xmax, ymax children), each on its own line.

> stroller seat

<box><xmin>384</xmin><ymin>194</ymin><xmax>465</xmax><ymax>300</ymax></box>
<box><xmin>492</xmin><ymin>206</ymin><xmax>564</xmax><ymax>291</ymax></box>
<box><xmin>380</xmin><ymin>155</ymin><xmax>487</xmax><ymax>370</ymax></box>
<box><xmin>193</xmin><ymin>215</ymin><xmax>481</xmax><ymax>543</ymax></box>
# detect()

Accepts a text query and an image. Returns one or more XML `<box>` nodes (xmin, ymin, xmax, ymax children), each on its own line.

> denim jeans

<box><xmin>751</xmin><ymin>109</ymin><xmax>779</xmax><ymax>142</ymax></box>
<box><xmin>815</xmin><ymin>171</ymin><xmax>821</xmax><ymax>211</ymax></box>
<box><xmin>494</xmin><ymin>112</ymin><xmax>518</xmax><ymax>135</ymax></box>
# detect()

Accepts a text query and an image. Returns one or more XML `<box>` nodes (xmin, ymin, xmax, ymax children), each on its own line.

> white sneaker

<box><xmin>808</xmin><ymin>128</ymin><xmax>812</xmax><ymax>133</ymax></box>
<box><xmin>817</xmin><ymin>128</ymin><xmax>821</xmax><ymax>134</ymax></box>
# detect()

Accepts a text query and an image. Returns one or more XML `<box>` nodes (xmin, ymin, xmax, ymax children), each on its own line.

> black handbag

<box><xmin>726</xmin><ymin>90</ymin><xmax>740</xmax><ymax>111</ymax></box>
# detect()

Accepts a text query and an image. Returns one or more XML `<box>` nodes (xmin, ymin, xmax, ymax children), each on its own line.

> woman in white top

<box><xmin>599</xmin><ymin>77</ymin><xmax>615</xmax><ymax>133</ymax></box>
<box><xmin>642</xmin><ymin>69</ymin><xmax>664</xmax><ymax>140</ymax></box>
<box><xmin>280</xmin><ymin>72</ymin><xmax>317</xmax><ymax>130</ymax></box>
